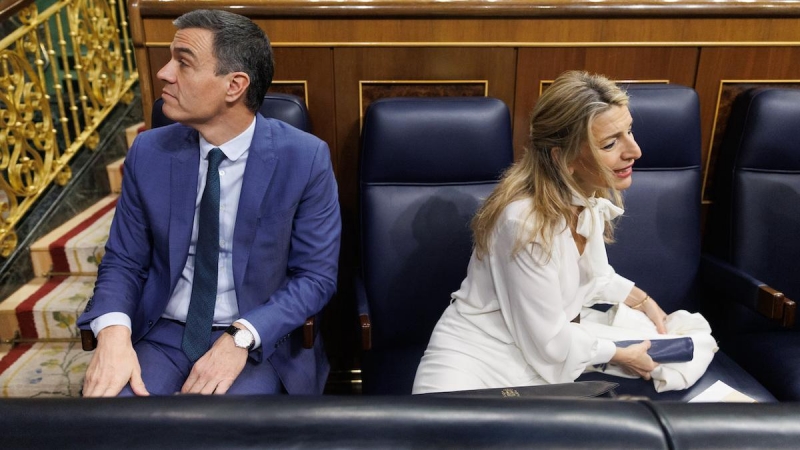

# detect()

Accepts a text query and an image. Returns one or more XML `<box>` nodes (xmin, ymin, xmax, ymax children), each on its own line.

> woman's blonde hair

<box><xmin>472</xmin><ymin>70</ymin><xmax>629</xmax><ymax>259</ymax></box>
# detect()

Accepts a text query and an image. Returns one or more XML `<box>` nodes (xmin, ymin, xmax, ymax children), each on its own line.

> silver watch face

<box><xmin>232</xmin><ymin>328</ymin><xmax>254</xmax><ymax>349</ymax></box>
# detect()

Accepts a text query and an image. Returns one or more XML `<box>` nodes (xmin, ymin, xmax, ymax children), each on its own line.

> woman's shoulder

<box><xmin>501</xmin><ymin>198</ymin><xmax>534</xmax><ymax>222</ymax></box>
<box><xmin>497</xmin><ymin>198</ymin><xmax>568</xmax><ymax>240</ymax></box>
<box><xmin>495</xmin><ymin>198</ymin><xmax>540</xmax><ymax>237</ymax></box>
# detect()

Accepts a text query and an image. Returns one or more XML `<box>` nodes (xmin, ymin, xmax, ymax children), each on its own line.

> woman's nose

<box><xmin>625</xmin><ymin>136</ymin><xmax>642</xmax><ymax>160</ymax></box>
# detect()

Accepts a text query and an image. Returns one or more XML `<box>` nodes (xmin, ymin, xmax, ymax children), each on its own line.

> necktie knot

<box><xmin>207</xmin><ymin>147</ymin><xmax>224</xmax><ymax>172</ymax></box>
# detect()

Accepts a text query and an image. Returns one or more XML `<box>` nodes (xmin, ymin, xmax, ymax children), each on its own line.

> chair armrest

<box><xmin>701</xmin><ymin>254</ymin><xmax>795</xmax><ymax>327</ymax></box>
<box><xmin>81</xmin><ymin>328</ymin><xmax>97</xmax><ymax>351</ymax></box>
<box><xmin>354</xmin><ymin>274</ymin><xmax>372</xmax><ymax>351</ymax></box>
<box><xmin>302</xmin><ymin>317</ymin><xmax>315</xmax><ymax>350</ymax></box>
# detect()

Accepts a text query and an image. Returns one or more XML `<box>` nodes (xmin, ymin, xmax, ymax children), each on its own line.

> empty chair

<box><xmin>575</xmin><ymin>84</ymin><xmax>775</xmax><ymax>402</ymax></box>
<box><xmin>704</xmin><ymin>88</ymin><xmax>799</xmax><ymax>400</ymax></box>
<box><xmin>151</xmin><ymin>92</ymin><xmax>311</xmax><ymax>132</ymax></box>
<box><xmin>357</xmin><ymin>97</ymin><xmax>514</xmax><ymax>394</ymax></box>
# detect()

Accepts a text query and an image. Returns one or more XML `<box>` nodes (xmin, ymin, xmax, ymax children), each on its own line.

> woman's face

<box><xmin>570</xmin><ymin>105</ymin><xmax>641</xmax><ymax>195</ymax></box>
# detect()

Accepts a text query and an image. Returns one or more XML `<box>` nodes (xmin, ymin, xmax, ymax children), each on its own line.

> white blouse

<box><xmin>449</xmin><ymin>197</ymin><xmax>634</xmax><ymax>384</ymax></box>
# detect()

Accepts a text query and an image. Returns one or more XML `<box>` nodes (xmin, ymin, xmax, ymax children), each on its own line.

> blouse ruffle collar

<box><xmin>572</xmin><ymin>194</ymin><xmax>624</xmax><ymax>239</ymax></box>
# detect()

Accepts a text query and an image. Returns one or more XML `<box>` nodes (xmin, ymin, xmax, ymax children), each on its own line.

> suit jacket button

<box><xmin>148</xmin><ymin>320</ymin><xmax>153</xmax><ymax>327</ymax></box>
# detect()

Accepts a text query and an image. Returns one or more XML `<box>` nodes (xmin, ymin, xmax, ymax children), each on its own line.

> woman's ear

<box><xmin>552</xmin><ymin>147</ymin><xmax>575</xmax><ymax>175</ymax></box>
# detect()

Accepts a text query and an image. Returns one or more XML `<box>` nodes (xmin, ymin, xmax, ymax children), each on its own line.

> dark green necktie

<box><xmin>182</xmin><ymin>148</ymin><xmax>224</xmax><ymax>362</ymax></box>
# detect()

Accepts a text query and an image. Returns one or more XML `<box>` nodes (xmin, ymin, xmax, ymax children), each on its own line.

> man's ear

<box><xmin>225</xmin><ymin>72</ymin><xmax>251</xmax><ymax>104</ymax></box>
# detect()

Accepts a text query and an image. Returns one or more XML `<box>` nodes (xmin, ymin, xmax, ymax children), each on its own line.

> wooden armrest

<box><xmin>360</xmin><ymin>314</ymin><xmax>372</xmax><ymax>351</ymax></box>
<box><xmin>80</xmin><ymin>329</ymin><xmax>97</xmax><ymax>351</ymax></box>
<box><xmin>757</xmin><ymin>286</ymin><xmax>796</xmax><ymax>328</ymax></box>
<box><xmin>701</xmin><ymin>255</ymin><xmax>796</xmax><ymax>328</ymax></box>
<box><xmin>303</xmin><ymin>316</ymin><xmax>315</xmax><ymax>349</ymax></box>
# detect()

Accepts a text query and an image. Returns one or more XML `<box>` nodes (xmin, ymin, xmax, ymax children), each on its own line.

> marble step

<box><xmin>0</xmin><ymin>276</ymin><xmax>95</xmax><ymax>342</ymax></box>
<box><xmin>125</xmin><ymin>121</ymin><xmax>145</xmax><ymax>148</ymax></box>
<box><xmin>106</xmin><ymin>120</ymin><xmax>141</xmax><ymax>195</ymax></box>
<box><xmin>29</xmin><ymin>195</ymin><xmax>117</xmax><ymax>277</ymax></box>
<box><xmin>0</xmin><ymin>341</ymin><xmax>91</xmax><ymax>397</ymax></box>
<box><xmin>107</xmin><ymin>157</ymin><xmax>125</xmax><ymax>194</ymax></box>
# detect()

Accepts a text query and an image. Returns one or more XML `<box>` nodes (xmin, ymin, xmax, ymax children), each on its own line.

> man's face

<box><xmin>156</xmin><ymin>28</ymin><xmax>229</xmax><ymax>127</ymax></box>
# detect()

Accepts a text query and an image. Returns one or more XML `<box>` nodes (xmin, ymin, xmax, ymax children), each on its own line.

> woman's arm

<box><xmin>623</xmin><ymin>286</ymin><xmax>668</xmax><ymax>334</ymax></box>
<box><xmin>493</xmin><ymin>219</ymin><xmax>603</xmax><ymax>383</ymax></box>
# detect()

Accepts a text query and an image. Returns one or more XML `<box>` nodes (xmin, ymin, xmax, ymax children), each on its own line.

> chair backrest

<box><xmin>606</xmin><ymin>84</ymin><xmax>703</xmax><ymax>313</ymax></box>
<box><xmin>706</xmin><ymin>88</ymin><xmax>800</xmax><ymax>304</ymax></box>
<box><xmin>151</xmin><ymin>93</ymin><xmax>311</xmax><ymax>132</ymax></box>
<box><xmin>359</xmin><ymin>97</ymin><xmax>513</xmax><ymax>391</ymax></box>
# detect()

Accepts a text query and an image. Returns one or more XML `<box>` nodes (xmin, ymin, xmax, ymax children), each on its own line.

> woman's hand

<box><xmin>611</xmin><ymin>340</ymin><xmax>658</xmax><ymax>380</ymax></box>
<box><xmin>625</xmin><ymin>288</ymin><xmax>668</xmax><ymax>334</ymax></box>
<box><xmin>640</xmin><ymin>296</ymin><xmax>668</xmax><ymax>334</ymax></box>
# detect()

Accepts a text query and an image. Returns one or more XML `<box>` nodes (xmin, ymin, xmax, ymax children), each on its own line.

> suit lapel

<box><xmin>169</xmin><ymin>134</ymin><xmax>201</xmax><ymax>293</ymax></box>
<box><xmin>233</xmin><ymin>116</ymin><xmax>278</xmax><ymax>296</ymax></box>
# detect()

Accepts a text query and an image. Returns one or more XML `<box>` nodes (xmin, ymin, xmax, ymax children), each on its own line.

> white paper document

<box><xmin>689</xmin><ymin>380</ymin><xmax>757</xmax><ymax>403</ymax></box>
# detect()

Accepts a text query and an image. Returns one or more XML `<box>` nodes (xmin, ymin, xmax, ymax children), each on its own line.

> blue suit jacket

<box><xmin>78</xmin><ymin>114</ymin><xmax>341</xmax><ymax>394</ymax></box>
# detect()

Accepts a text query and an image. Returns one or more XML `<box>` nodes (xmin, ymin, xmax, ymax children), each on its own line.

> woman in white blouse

<box><xmin>413</xmin><ymin>71</ymin><xmax>669</xmax><ymax>394</ymax></box>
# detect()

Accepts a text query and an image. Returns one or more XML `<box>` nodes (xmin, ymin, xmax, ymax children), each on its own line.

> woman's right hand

<box><xmin>610</xmin><ymin>340</ymin><xmax>658</xmax><ymax>380</ymax></box>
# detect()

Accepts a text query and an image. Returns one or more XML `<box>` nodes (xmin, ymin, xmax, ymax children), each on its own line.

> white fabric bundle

<box><xmin>581</xmin><ymin>303</ymin><xmax>718</xmax><ymax>392</ymax></box>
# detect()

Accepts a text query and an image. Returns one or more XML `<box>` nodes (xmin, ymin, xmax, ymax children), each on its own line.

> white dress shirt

<box><xmin>91</xmin><ymin>118</ymin><xmax>262</xmax><ymax>348</ymax></box>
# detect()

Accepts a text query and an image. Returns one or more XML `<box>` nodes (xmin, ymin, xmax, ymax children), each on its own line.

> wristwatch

<box><xmin>225</xmin><ymin>325</ymin><xmax>255</xmax><ymax>351</ymax></box>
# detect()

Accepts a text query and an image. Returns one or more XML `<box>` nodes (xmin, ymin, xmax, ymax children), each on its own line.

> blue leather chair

<box><xmin>151</xmin><ymin>92</ymin><xmax>311</xmax><ymax>132</ymax></box>
<box><xmin>704</xmin><ymin>88</ymin><xmax>799</xmax><ymax>400</ymax></box>
<box><xmin>357</xmin><ymin>97</ymin><xmax>514</xmax><ymax>394</ymax></box>
<box><xmin>576</xmin><ymin>84</ymin><xmax>775</xmax><ymax>402</ymax></box>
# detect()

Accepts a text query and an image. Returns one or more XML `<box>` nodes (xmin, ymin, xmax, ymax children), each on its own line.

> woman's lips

<box><xmin>613</xmin><ymin>165</ymin><xmax>633</xmax><ymax>178</ymax></box>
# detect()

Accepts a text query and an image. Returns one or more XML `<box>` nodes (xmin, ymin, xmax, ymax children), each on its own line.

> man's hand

<box><xmin>181</xmin><ymin>327</ymin><xmax>249</xmax><ymax>395</ymax></box>
<box><xmin>82</xmin><ymin>325</ymin><xmax>148</xmax><ymax>397</ymax></box>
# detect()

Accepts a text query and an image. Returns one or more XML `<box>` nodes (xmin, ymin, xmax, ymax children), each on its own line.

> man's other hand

<box><xmin>82</xmin><ymin>325</ymin><xmax>149</xmax><ymax>397</ymax></box>
<box><xmin>181</xmin><ymin>330</ymin><xmax>248</xmax><ymax>394</ymax></box>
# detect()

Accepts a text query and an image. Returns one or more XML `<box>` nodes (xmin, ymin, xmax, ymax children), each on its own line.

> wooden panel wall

<box><xmin>126</xmin><ymin>0</ymin><xmax>800</xmax><ymax>388</ymax></box>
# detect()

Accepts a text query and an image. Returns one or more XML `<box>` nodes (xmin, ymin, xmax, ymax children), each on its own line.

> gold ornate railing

<box><xmin>0</xmin><ymin>0</ymin><xmax>137</xmax><ymax>257</ymax></box>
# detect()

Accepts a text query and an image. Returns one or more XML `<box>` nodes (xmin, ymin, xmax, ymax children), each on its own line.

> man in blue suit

<box><xmin>78</xmin><ymin>9</ymin><xmax>341</xmax><ymax>396</ymax></box>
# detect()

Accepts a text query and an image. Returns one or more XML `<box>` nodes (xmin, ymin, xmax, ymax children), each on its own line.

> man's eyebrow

<box><xmin>172</xmin><ymin>46</ymin><xmax>197</xmax><ymax>60</ymax></box>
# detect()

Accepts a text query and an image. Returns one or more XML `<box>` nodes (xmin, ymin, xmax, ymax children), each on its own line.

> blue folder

<box><xmin>614</xmin><ymin>337</ymin><xmax>694</xmax><ymax>363</ymax></box>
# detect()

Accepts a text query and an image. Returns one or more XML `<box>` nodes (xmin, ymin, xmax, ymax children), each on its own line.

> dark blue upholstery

<box><xmin>7</xmin><ymin>395</ymin><xmax>800</xmax><ymax>449</ymax></box>
<box><xmin>576</xmin><ymin>84</ymin><xmax>775</xmax><ymax>402</ymax></box>
<box><xmin>704</xmin><ymin>88</ymin><xmax>800</xmax><ymax>400</ymax></box>
<box><xmin>707</xmin><ymin>88</ymin><xmax>800</xmax><ymax>305</ymax></box>
<box><xmin>358</xmin><ymin>97</ymin><xmax>514</xmax><ymax>394</ymax></box>
<box><xmin>151</xmin><ymin>93</ymin><xmax>311</xmax><ymax>132</ymax></box>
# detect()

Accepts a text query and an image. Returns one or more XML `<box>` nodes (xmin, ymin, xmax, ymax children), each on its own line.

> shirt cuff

<box><xmin>591</xmin><ymin>338</ymin><xmax>617</xmax><ymax>365</ymax></box>
<box><xmin>234</xmin><ymin>318</ymin><xmax>261</xmax><ymax>350</ymax></box>
<box><xmin>606</xmin><ymin>274</ymin><xmax>636</xmax><ymax>304</ymax></box>
<box><xmin>90</xmin><ymin>312</ymin><xmax>132</xmax><ymax>336</ymax></box>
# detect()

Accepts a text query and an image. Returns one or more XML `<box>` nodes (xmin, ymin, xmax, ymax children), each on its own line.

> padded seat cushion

<box><xmin>578</xmin><ymin>352</ymin><xmax>776</xmax><ymax>402</ymax></box>
<box><xmin>722</xmin><ymin>331</ymin><xmax>800</xmax><ymax>401</ymax></box>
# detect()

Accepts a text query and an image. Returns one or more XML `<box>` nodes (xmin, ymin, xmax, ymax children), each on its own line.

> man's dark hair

<box><xmin>174</xmin><ymin>9</ymin><xmax>274</xmax><ymax>113</ymax></box>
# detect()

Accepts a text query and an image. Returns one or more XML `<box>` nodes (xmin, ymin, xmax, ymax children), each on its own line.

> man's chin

<box><xmin>160</xmin><ymin>104</ymin><xmax>182</xmax><ymax>123</ymax></box>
